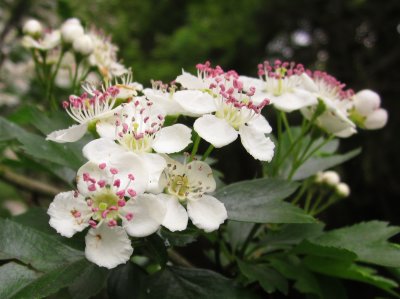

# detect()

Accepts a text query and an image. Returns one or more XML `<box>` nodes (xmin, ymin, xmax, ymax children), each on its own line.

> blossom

<box><xmin>73</xmin><ymin>34</ymin><xmax>94</xmax><ymax>56</ymax></box>
<box><xmin>181</xmin><ymin>63</ymin><xmax>275</xmax><ymax>161</ymax></box>
<box><xmin>46</xmin><ymin>86</ymin><xmax>121</xmax><ymax>143</ymax></box>
<box><xmin>48</xmin><ymin>157</ymin><xmax>166</xmax><ymax>268</ymax></box>
<box><xmin>157</xmin><ymin>156</ymin><xmax>227</xmax><ymax>232</ymax></box>
<box><xmin>22</xmin><ymin>30</ymin><xmax>61</xmax><ymax>51</ymax></box>
<box><xmin>350</xmin><ymin>89</ymin><xmax>388</xmax><ymax>130</ymax></box>
<box><xmin>301</xmin><ymin>71</ymin><xmax>357</xmax><ymax>138</ymax></box>
<box><xmin>83</xmin><ymin>97</ymin><xmax>192</xmax><ymax>192</ymax></box>
<box><xmin>88</xmin><ymin>29</ymin><xmax>127</xmax><ymax>79</ymax></box>
<box><xmin>23</xmin><ymin>19</ymin><xmax>43</xmax><ymax>37</ymax></box>
<box><xmin>240</xmin><ymin>60</ymin><xmax>318</xmax><ymax>112</ymax></box>
<box><xmin>60</xmin><ymin>18</ymin><xmax>84</xmax><ymax>44</ymax></box>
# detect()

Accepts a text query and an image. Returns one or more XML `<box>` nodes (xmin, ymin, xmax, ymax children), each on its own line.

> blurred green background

<box><xmin>2</xmin><ymin>0</ymin><xmax>400</xmax><ymax>248</ymax></box>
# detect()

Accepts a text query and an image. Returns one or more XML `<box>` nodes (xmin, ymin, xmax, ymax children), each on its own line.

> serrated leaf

<box><xmin>293</xmin><ymin>240</ymin><xmax>357</xmax><ymax>262</ymax></box>
<box><xmin>237</xmin><ymin>260</ymin><xmax>288</xmax><ymax>294</ymax></box>
<box><xmin>312</xmin><ymin>221</ymin><xmax>400</xmax><ymax>267</ymax></box>
<box><xmin>68</xmin><ymin>263</ymin><xmax>108</xmax><ymax>299</ymax></box>
<box><xmin>159</xmin><ymin>227</ymin><xmax>199</xmax><ymax>247</ymax></box>
<box><xmin>215</xmin><ymin>178</ymin><xmax>314</xmax><ymax>223</ymax></box>
<box><xmin>0</xmin><ymin>217</ymin><xmax>83</xmax><ymax>272</ymax></box>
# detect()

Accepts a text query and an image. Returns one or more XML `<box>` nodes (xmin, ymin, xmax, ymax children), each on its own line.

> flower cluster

<box><xmin>46</xmin><ymin>56</ymin><xmax>388</xmax><ymax>269</ymax></box>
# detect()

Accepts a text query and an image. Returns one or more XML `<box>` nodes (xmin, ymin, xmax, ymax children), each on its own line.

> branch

<box><xmin>168</xmin><ymin>249</ymin><xmax>194</xmax><ymax>268</ymax></box>
<box><xmin>0</xmin><ymin>165</ymin><xmax>61</xmax><ymax>197</ymax></box>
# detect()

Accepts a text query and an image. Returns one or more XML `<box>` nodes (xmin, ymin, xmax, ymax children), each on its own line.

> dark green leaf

<box><xmin>143</xmin><ymin>234</ymin><xmax>168</xmax><ymax>267</ymax></box>
<box><xmin>312</xmin><ymin>221</ymin><xmax>400</xmax><ymax>267</ymax></box>
<box><xmin>144</xmin><ymin>266</ymin><xmax>260</xmax><ymax>299</ymax></box>
<box><xmin>238</xmin><ymin>260</ymin><xmax>288</xmax><ymax>294</ymax></box>
<box><xmin>68</xmin><ymin>263</ymin><xmax>108</xmax><ymax>299</ymax></box>
<box><xmin>215</xmin><ymin>178</ymin><xmax>314</xmax><ymax>223</ymax></box>
<box><xmin>293</xmin><ymin>240</ymin><xmax>357</xmax><ymax>262</ymax></box>
<box><xmin>0</xmin><ymin>217</ymin><xmax>83</xmax><ymax>272</ymax></box>
<box><xmin>0</xmin><ymin>262</ymin><xmax>39</xmax><ymax>299</ymax></box>
<box><xmin>159</xmin><ymin>227</ymin><xmax>199</xmax><ymax>247</ymax></box>
<box><xmin>226</xmin><ymin>221</ymin><xmax>255</xmax><ymax>251</ymax></box>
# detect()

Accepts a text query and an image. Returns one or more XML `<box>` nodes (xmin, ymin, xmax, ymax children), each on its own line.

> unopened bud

<box><xmin>322</xmin><ymin>171</ymin><xmax>340</xmax><ymax>186</ymax></box>
<box><xmin>336</xmin><ymin>182</ymin><xmax>350</xmax><ymax>197</ymax></box>
<box><xmin>73</xmin><ymin>34</ymin><xmax>94</xmax><ymax>55</ymax></box>
<box><xmin>353</xmin><ymin>89</ymin><xmax>380</xmax><ymax>116</ymax></box>
<box><xmin>61</xmin><ymin>18</ymin><xmax>84</xmax><ymax>43</ymax></box>
<box><xmin>23</xmin><ymin>19</ymin><xmax>43</xmax><ymax>37</ymax></box>
<box><xmin>364</xmin><ymin>108</ymin><xmax>388</xmax><ymax>130</ymax></box>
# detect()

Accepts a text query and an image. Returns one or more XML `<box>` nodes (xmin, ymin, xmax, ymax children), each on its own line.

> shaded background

<box><xmin>1</xmin><ymin>0</ymin><xmax>400</xmax><ymax>297</ymax></box>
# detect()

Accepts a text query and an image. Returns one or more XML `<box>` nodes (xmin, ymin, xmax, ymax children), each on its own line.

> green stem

<box><xmin>312</xmin><ymin>195</ymin><xmax>340</xmax><ymax>216</ymax></box>
<box><xmin>304</xmin><ymin>189</ymin><xmax>314</xmax><ymax>212</ymax></box>
<box><xmin>72</xmin><ymin>59</ymin><xmax>81</xmax><ymax>93</ymax></box>
<box><xmin>201</xmin><ymin>144</ymin><xmax>214</xmax><ymax>161</ymax></box>
<box><xmin>240</xmin><ymin>223</ymin><xmax>261</xmax><ymax>257</ymax></box>
<box><xmin>189</xmin><ymin>133</ymin><xmax>201</xmax><ymax>162</ymax></box>
<box><xmin>281</xmin><ymin>111</ymin><xmax>293</xmax><ymax>143</ymax></box>
<box><xmin>291</xmin><ymin>179</ymin><xmax>310</xmax><ymax>205</ymax></box>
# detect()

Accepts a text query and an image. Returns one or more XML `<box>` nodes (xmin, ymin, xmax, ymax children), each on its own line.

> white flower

<box><xmin>88</xmin><ymin>30</ymin><xmax>127</xmax><ymax>79</ymax></box>
<box><xmin>350</xmin><ymin>89</ymin><xmax>388</xmax><ymax>130</ymax></box>
<box><xmin>182</xmin><ymin>66</ymin><xmax>275</xmax><ymax>161</ymax></box>
<box><xmin>321</xmin><ymin>170</ymin><xmax>340</xmax><ymax>186</ymax></box>
<box><xmin>61</xmin><ymin>18</ymin><xmax>84</xmax><ymax>44</ymax></box>
<box><xmin>83</xmin><ymin>98</ymin><xmax>192</xmax><ymax>192</ymax></box>
<box><xmin>22</xmin><ymin>30</ymin><xmax>61</xmax><ymax>51</ymax></box>
<box><xmin>300</xmin><ymin>71</ymin><xmax>357</xmax><ymax>138</ymax></box>
<box><xmin>46</xmin><ymin>86</ymin><xmax>122</xmax><ymax>143</ymax></box>
<box><xmin>48</xmin><ymin>158</ymin><xmax>166</xmax><ymax>268</ymax></box>
<box><xmin>83</xmin><ymin>71</ymin><xmax>143</xmax><ymax>101</ymax></box>
<box><xmin>23</xmin><ymin>19</ymin><xmax>42</xmax><ymax>37</ymax></box>
<box><xmin>240</xmin><ymin>60</ymin><xmax>318</xmax><ymax>112</ymax></box>
<box><xmin>158</xmin><ymin>156</ymin><xmax>227</xmax><ymax>232</ymax></box>
<box><xmin>336</xmin><ymin>182</ymin><xmax>350</xmax><ymax>197</ymax></box>
<box><xmin>73</xmin><ymin>34</ymin><xmax>94</xmax><ymax>56</ymax></box>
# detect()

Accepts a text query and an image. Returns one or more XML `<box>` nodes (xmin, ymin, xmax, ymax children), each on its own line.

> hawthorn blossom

<box><xmin>83</xmin><ymin>97</ymin><xmax>192</xmax><ymax>192</ymax></box>
<box><xmin>46</xmin><ymin>86</ymin><xmax>121</xmax><ymax>143</ymax></box>
<box><xmin>22</xmin><ymin>30</ymin><xmax>61</xmax><ymax>51</ymax></box>
<box><xmin>181</xmin><ymin>63</ymin><xmax>275</xmax><ymax>161</ymax></box>
<box><xmin>88</xmin><ymin>29</ymin><xmax>127</xmax><ymax>79</ymax></box>
<box><xmin>301</xmin><ymin>71</ymin><xmax>356</xmax><ymax>138</ymax></box>
<box><xmin>240</xmin><ymin>60</ymin><xmax>318</xmax><ymax>112</ymax></box>
<box><xmin>48</xmin><ymin>157</ymin><xmax>166</xmax><ymax>268</ymax></box>
<box><xmin>350</xmin><ymin>89</ymin><xmax>388</xmax><ymax>130</ymax></box>
<box><xmin>157</xmin><ymin>156</ymin><xmax>227</xmax><ymax>232</ymax></box>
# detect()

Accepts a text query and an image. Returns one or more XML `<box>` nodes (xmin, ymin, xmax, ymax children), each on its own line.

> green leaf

<box><xmin>226</xmin><ymin>221</ymin><xmax>255</xmax><ymax>252</ymax></box>
<box><xmin>293</xmin><ymin>148</ymin><xmax>361</xmax><ymax>180</ymax></box>
<box><xmin>159</xmin><ymin>227</ymin><xmax>199</xmax><ymax>247</ymax></box>
<box><xmin>293</xmin><ymin>240</ymin><xmax>357</xmax><ymax>262</ymax></box>
<box><xmin>215</xmin><ymin>178</ymin><xmax>314</xmax><ymax>223</ymax></box>
<box><xmin>0</xmin><ymin>262</ymin><xmax>39</xmax><ymax>299</ymax></box>
<box><xmin>143</xmin><ymin>234</ymin><xmax>168</xmax><ymax>267</ymax></box>
<box><xmin>107</xmin><ymin>262</ymin><xmax>148</xmax><ymax>299</ymax></box>
<box><xmin>0</xmin><ymin>217</ymin><xmax>83</xmax><ymax>272</ymax></box>
<box><xmin>144</xmin><ymin>266</ymin><xmax>260</xmax><ymax>299</ymax></box>
<box><xmin>68</xmin><ymin>263</ymin><xmax>108</xmax><ymax>299</ymax></box>
<box><xmin>237</xmin><ymin>260</ymin><xmax>288</xmax><ymax>295</ymax></box>
<box><xmin>312</xmin><ymin>221</ymin><xmax>400</xmax><ymax>267</ymax></box>
<box><xmin>262</xmin><ymin>223</ymin><xmax>324</xmax><ymax>247</ymax></box>
<box><xmin>0</xmin><ymin>117</ymin><xmax>84</xmax><ymax>170</ymax></box>
<box><xmin>303</xmin><ymin>256</ymin><xmax>399</xmax><ymax>297</ymax></box>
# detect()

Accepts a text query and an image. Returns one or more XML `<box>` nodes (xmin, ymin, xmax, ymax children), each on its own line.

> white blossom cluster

<box><xmin>45</xmin><ymin>53</ymin><xmax>388</xmax><ymax>268</ymax></box>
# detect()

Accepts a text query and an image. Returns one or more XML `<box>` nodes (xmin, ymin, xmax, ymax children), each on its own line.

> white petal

<box><xmin>143</xmin><ymin>88</ymin><xmax>184</xmax><ymax>116</ymax></box>
<box><xmin>83</xmin><ymin>138</ymin><xmax>126</xmax><ymax>164</ymax></box>
<box><xmin>46</xmin><ymin>123</ymin><xmax>88</xmax><ymax>143</ymax></box>
<box><xmin>96</xmin><ymin>118</ymin><xmax>117</xmax><ymax>139</ymax></box>
<box><xmin>85</xmin><ymin>224</ymin><xmax>133</xmax><ymax>269</ymax></box>
<box><xmin>194</xmin><ymin>114</ymin><xmax>238</xmax><ymax>148</ymax></box>
<box><xmin>122</xmin><ymin>194</ymin><xmax>166</xmax><ymax>237</ymax></box>
<box><xmin>300</xmin><ymin>73</ymin><xmax>319</xmax><ymax>92</ymax></box>
<box><xmin>152</xmin><ymin>124</ymin><xmax>192</xmax><ymax>154</ymax></box>
<box><xmin>187</xmin><ymin>195</ymin><xmax>227</xmax><ymax>232</ymax></box>
<box><xmin>139</xmin><ymin>153</ymin><xmax>167</xmax><ymax>193</ymax></box>
<box><xmin>186</xmin><ymin>161</ymin><xmax>216</xmax><ymax>195</ymax></box>
<box><xmin>239</xmin><ymin>125</ymin><xmax>275</xmax><ymax>162</ymax></box>
<box><xmin>365</xmin><ymin>108</ymin><xmax>388</xmax><ymax>130</ymax></box>
<box><xmin>335</xmin><ymin>127</ymin><xmax>357</xmax><ymax>138</ymax></box>
<box><xmin>47</xmin><ymin>191</ymin><xmax>91</xmax><ymax>237</ymax></box>
<box><xmin>271</xmin><ymin>89</ymin><xmax>317</xmax><ymax>113</ymax></box>
<box><xmin>77</xmin><ymin>161</ymin><xmax>111</xmax><ymax>197</ymax></box>
<box><xmin>158</xmin><ymin>193</ymin><xmax>188</xmax><ymax>232</ymax></box>
<box><xmin>173</xmin><ymin>90</ymin><xmax>217</xmax><ymax>116</ymax></box>
<box><xmin>239</xmin><ymin>76</ymin><xmax>265</xmax><ymax>93</ymax></box>
<box><xmin>247</xmin><ymin>114</ymin><xmax>272</xmax><ymax>134</ymax></box>
<box><xmin>175</xmin><ymin>71</ymin><xmax>206</xmax><ymax>89</ymax></box>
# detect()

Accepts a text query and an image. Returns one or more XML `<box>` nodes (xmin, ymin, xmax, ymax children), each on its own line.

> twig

<box><xmin>167</xmin><ymin>249</ymin><xmax>194</xmax><ymax>268</ymax></box>
<box><xmin>0</xmin><ymin>165</ymin><xmax>61</xmax><ymax>197</ymax></box>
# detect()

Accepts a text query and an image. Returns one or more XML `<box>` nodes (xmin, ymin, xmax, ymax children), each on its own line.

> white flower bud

<box><xmin>364</xmin><ymin>108</ymin><xmax>388</xmax><ymax>130</ymax></box>
<box><xmin>73</xmin><ymin>34</ymin><xmax>94</xmax><ymax>56</ymax></box>
<box><xmin>61</xmin><ymin>18</ymin><xmax>84</xmax><ymax>43</ymax></box>
<box><xmin>336</xmin><ymin>182</ymin><xmax>350</xmax><ymax>197</ymax></box>
<box><xmin>353</xmin><ymin>89</ymin><xmax>381</xmax><ymax>116</ymax></box>
<box><xmin>23</xmin><ymin>19</ymin><xmax>43</xmax><ymax>37</ymax></box>
<box><xmin>322</xmin><ymin>171</ymin><xmax>340</xmax><ymax>186</ymax></box>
